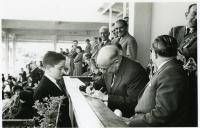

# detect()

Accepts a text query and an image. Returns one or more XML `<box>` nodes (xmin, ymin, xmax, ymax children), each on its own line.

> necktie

<box><xmin>56</xmin><ymin>80</ymin><xmax>64</xmax><ymax>92</ymax></box>
<box><xmin>111</xmin><ymin>75</ymin><xmax>115</xmax><ymax>88</ymax></box>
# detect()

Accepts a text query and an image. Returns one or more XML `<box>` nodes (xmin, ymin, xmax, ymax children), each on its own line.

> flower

<box><xmin>33</xmin><ymin>96</ymin><xmax>65</xmax><ymax>128</ymax></box>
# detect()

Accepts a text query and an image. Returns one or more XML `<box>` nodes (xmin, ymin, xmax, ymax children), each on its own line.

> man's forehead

<box><xmin>115</xmin><ymin>22</ymin><xmax>123</xmax><ymax>27</ymax></box>
<box><xmin>190</xmin><ymin>5</ymin><xmax>197</xmax><ymax>12</ymax></box>
<box><xmin>99</xmin><ymin>29</ymin><xmax>109</xmax><ymax>33</ymax></box>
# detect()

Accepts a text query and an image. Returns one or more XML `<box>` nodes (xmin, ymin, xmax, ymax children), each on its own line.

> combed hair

<box><xmin>116</xmin><ymin>19</ymin><xmax>128</xmax><ymax>28</ymax></box>
<box><xmin>152</xmin><ymin>35</ymin><xmax>178</xmax><ymax>57</ymax></box>
<box><xmin>43</xmin><ymin>51</ymin><xmax>66</xmax><ymax>67</ymax></box>
<box><xmin>187</xmin><ymin>3</ymin><xmax>196</xmax><ymax>12</ymax></box>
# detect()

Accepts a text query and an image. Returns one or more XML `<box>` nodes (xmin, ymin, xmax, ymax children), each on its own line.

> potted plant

<box><xmin>33</xmin><ymin>96</ymin><xmax>65</xmax><ymax>128</ymax></box>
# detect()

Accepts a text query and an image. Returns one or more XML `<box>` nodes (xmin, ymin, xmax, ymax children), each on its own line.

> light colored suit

<box><xmin>117</xmin><ymin>33</ymin><xmax>138</xmax><ymax>61</ymax></box>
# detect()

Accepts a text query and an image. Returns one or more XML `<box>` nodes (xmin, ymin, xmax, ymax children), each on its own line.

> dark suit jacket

<box><xmin>33</xmin><ymin>76</ymin><xmax>71</xmax><ymax>127</ymax></box>
<box><xmin>129</xmin><ymin>59</ymin><xmax>194</xmax><ymax>127</ymax></box>
<box><xmin>118</xmin><ymin>33</ymin><xmax>138</xmax><ymax>61</ymax></box>
<box><xmin>169</xmin><ymin>26</ymin><xmax>197</xmax><ymax>61</ymax></box>
<box><xmin>97</xmin><ymin>57</ymin><xmax>148</xmax><ymax>118</ymax></box>
<box><xmin>30</xmin><ymin>67</ymin><xmax>44</xmax><ymax>85</ymax></box>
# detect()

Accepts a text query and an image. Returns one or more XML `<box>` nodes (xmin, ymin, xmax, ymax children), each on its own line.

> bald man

<box><xmin>92</xmin><ymin>45</ymin><xmax>149</xmax><ymax>118</ymax></box>
<box><xmin>90</xmin><ymin>26</ymin><xmax>111</xmax><ymax>74</ymax></box>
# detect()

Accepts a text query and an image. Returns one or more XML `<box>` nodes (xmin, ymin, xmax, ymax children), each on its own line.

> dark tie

<box><xmin>56</xmin><ymin>80</ymin><xmax>65</xmax><ymax>93</ymax></box>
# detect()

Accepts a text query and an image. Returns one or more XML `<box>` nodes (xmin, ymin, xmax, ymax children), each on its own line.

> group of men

<box><xmin>33</xmin><ymin>3</ymin><xmax>197</xmax><ymax>127</ymax></box>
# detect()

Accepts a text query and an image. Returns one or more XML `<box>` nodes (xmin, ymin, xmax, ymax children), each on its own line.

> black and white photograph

<box><xmin>1</xmin><ymin>0</ymin><xmax>198</xmax><ymax>127</ymax></box>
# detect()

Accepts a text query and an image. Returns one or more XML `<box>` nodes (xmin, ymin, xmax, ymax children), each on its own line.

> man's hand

<box><xmin>92</xmin><ymin>90</ymin><xmax>108</xmax><ymax>101</ymax></box>
<box><xmin>85</xmin><ymin>85</ymin><xmax>95</xmax><ymax>95</ymax></box>
<box><xmin>121</xmin><ymin>117</ymin><xmax>132</xmax><ymax>125</ymax></box>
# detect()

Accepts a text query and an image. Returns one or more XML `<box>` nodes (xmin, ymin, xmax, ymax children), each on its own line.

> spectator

<box><xmin>169</xmin><ymin>3</ymin><xmax>197</xmax><ymax>62</ymax></box>
<box><xmin>84</xmin><ymin>38</ymin><xmax>92</xmax><ymax>54</ymax></box>
<box><xmin>2</xmin><ymin>74</ymin><xmax>5</xmax><ymax>83</ymax></box>
<box><xmin>29</xmin><ymin>61</ymin><xmax>44</xmax><ymax>87</ymax></box>
<box><xmin>90</xmin><ymin>26</ymin><xmax>111</xmax><ymax>74</ymax></box>
<box><xmin>114</xmin><ymin>19</ymin><xmax>138</xmax><ymax>61</ymax></box>
<box><xmin>14</xmin><ymin>90</ymin><xmax>34</xmax><ymax>119</ymax></box>
<box><xmin>73</xmin><ymin>46</ymin><xmax>83</xmax><ymax>76</ymax></box>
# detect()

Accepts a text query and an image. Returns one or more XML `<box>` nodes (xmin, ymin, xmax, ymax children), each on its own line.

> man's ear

<box><xmin>185</xmin><ymin>12</ymin><xmax>188</xmax><ymax>18</ymax></box>
<box><xmin>46</xmin><ymin>65</ymin><xmax>51</xmax><ymax>70</ymax></box>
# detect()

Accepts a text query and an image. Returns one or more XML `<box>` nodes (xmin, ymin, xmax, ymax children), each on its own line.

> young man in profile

<box><xmin>34</xmin><ymin>51</ymin><xmax>71</xmax><ymax>127</ymax></box>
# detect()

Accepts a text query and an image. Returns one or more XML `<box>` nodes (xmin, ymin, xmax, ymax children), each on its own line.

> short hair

<box><xmin>4</xmin><ymin>91</ymin><xmax>11</xmax><ymax>98</ymax></box>
<box><xmin>84</xmin><ymin>53</ymin><xmax>92</xmax><ymax>59</ymax></box>
<box><xmin>43</xmin><ymin>51</ymin><xmax>66</xmax><ymax>67</ymax></box>
<box><xmin>187</xmin><ymin>3</ymin><xmax>197</xmax><ymax>12</ymax></box>
<box><xmin>85</xmin><ymin>39</ymin><xmax>90</xmax><ymax>42</ymax></box>
<box><xmin>76</xmin><ymin>46</ymin><xmax>82</xmax><ymax>52</ymax></box>
<box><xmin>152</xmin><ymin>35</ymin><xmax>178</xmax><ymax>57</ymax></box>
<box><xmin>13</xmin><ymin>85</ymin><xmax>23</xmax><ymax>93</ymax></box>
<box><xmin>99</xmin><ymin>26</ymin><xmax>109</xmax><ymax>33</ymax></box>
<box><xmin>73</xmin><ymin>40</ymin><xmax>78</xmax><ymax>43</ymax></box>
<box><xmin>115</xmin><ymin>19</ymin><xmax>128</xmax><ymax>28</ymax></box>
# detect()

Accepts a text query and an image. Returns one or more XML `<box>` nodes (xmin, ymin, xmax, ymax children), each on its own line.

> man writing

<box><xmin>91</xmin><ymin>45</ymin><xmax>148</xmax><ymax>117</ymax></box>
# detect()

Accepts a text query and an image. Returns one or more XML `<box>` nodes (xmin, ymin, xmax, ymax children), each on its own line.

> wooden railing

<box><xmin>2</xmin><ymin>119</ymin><xmax>35</xmax><ymax>127</ymax></box>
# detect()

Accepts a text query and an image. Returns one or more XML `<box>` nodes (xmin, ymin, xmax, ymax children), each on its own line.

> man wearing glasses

<box><xmin>92</xmin><ymin>44</ymin><xmax>149</xmax><ymax>118</ymax></box>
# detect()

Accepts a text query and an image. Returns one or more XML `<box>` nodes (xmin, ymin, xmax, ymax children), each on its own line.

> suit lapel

<box><xmin>105</xmin><ymin>74</ymin><xmax>113</xmax><ymax>93</ymax></box>
<box><xmin>119</xmin><ymin>34</ymin><xmax>128</xmax><ymax>47</ymax></box>
<box><xmin>137</xmin><ymin>59</ymin><xmax>176</xmax><ymax>100</ymax></box>
<box><xmin>111</xmin><ymin>73</ymin><xmax>122</xmax><ymax>93</ymax></box>
<box><xmin>110</xmin><ymin>57</ymin><xmax>125</xmax><ymax>93</ymax></box>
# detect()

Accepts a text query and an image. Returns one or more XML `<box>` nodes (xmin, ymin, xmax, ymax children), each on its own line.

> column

<box><xmin>129</xmin><ymin>3</ymin><xmax>152</xmax><ymax>67</ymax></box>
<box><xmin>13</xmin><ymin>34</ymin><xmax>16</xmax><ymax>74</ymax></box>
<box><xmin>109</xmin><ymin>7</ymin><xmax>113</xmax><ymax>35</ymax></box>
<box><xmin>53</xmin><ymin>35</ymin><xmax>57</xmax><ymax>51</ymax></box>
<box><xmin>123</xmin><ymin>2</ymin><xmax>127</xmax><ymax>18</ymax></box>
<box><xmin>128</xmin><ymin>2</ymin><xmax>135</xmax><ymax>35</ymax></box>
<box><xmin>5</xmin><ymin>32</ymin><xmax>9</xmax><ymax>75</ymax></box>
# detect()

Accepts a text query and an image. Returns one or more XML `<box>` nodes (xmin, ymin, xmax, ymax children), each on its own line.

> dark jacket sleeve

<box><xmin>108</xmin><ymin>68</ymin><xmax>149</xmax><ymax>117</ymax></box>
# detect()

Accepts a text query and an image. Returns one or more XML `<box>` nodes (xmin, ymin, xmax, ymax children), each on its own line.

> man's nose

<box><xmin>61</xmin><ymin>68</ymin><xmax>67</xmax><ymax>75</ymax></box>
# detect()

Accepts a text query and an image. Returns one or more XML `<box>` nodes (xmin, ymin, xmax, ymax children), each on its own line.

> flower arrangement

<box><xmin>33</xmin><ymin>96</ymin><xmax>65</xmax><ymax>128</ymax></box>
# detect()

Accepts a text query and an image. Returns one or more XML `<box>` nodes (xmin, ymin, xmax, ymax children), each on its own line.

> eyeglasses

<box><xmin>98</xmin><ymin>60</ymin><xmax>117</xmax><ymax>72</ymax></box>
<box><xmin>150</xmin><ymin>48</ymin><xmax>153</xmax><ymax>53</ymax></box>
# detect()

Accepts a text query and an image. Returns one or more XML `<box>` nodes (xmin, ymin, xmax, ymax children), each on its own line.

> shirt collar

<box><xmin>44</xmin><ymin>73</ymin><xmax>62</xmax><ymax>90</ymax></box>
<box><xmin>157</xmin><ymin>58</ymin><xmax>174</xmax><ymax>70</ymax></box>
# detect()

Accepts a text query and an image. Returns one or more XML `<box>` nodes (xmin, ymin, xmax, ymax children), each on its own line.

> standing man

<box><xmin>34</xmin><ymin>51</ymin><xmax>71</xmax><ymax>127</ymax></box>
<box><xmin>169</xmin><ymin>4</ymin><xmax>197</xmax><ymax>122</ymax></box>
<box><xmin>90</xmin><ymin>26</ymin><xmax>111</xmax><ymax>74</ymax></box>
<box><xmin>29</xmin><ymin>61</ymin><xmax>44</xmax><ymax>87</ymax></box>
<box><xmin>114</xmin><ymin>19</ymin><xmax>138</xmax><ymax>61</ymax></box>
<box><xmin>122</xmin><ymin>35</ymin><xmax>196</xmax><ymax>127</ymax></box>
<box><xmin>92</xmin><ymin>45</ymin><xmax>149</xmax><ymax>118</ymax></box>
<box><xmin>169</xmin><ymin>3</ymin><xmax>197</xmax><ymax>62</ymax></box>
<box><xmin>84</xmin><ymin>38</ymin><xmax>92</xmax><ymax>54</ymax></box>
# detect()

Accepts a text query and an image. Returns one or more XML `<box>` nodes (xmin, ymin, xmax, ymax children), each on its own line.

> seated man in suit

<box><xmin>33</xmin><ymin>51</ymin><xmax>71</xmax><ymax>127</ymax></box>
<box><xmin>91</xmin><ymin>44</ymin><xmax>149</xmax><ymax>118</ymax></box>
<box><xmin>122</xmin><ymin>35</ymin><xmax>196</xmax><ymax>127</ymax></box>
<box><xmin>169</xmin><ymin>3</ymin><xmax>197</xmax><ymax>63</ymax></box>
